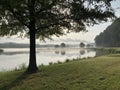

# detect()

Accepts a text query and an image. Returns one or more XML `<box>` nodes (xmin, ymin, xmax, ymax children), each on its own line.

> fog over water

<box><xmin>0</xmin><ymin>48</ymin><xmax>96</xmax><ymax>71</ymax></box>
<box><xmin>0</xmin><ymin>0</ymin><xmax>120</xmax><ymax>71</ymax></box>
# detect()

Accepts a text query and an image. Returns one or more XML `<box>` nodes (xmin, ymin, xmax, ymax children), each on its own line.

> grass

<box><xmin>1</xmin><ymin>54</ymin><xmax>120</xmax><ymax>90</ymax></box>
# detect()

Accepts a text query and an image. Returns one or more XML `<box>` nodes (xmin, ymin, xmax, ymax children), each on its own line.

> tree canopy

<box><xmin>95</xmin><ymin>18</ymin><xmax>120</xmax><ymax>47</ymax></box>
<box><xmin>0</xmin><ymin>0</ymin><xmax>115</xmax><ymax>39</ymax></box>
<box><xmin>0</xmin><ymin>0</ymin><xmax>116</xmax><ymax>73</ymax></box>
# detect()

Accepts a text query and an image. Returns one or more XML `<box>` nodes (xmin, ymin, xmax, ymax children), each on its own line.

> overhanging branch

<box><xmin>8</xmin><ymin>5</ymin><xmax>29</xmax><ymax>28</ymax></box>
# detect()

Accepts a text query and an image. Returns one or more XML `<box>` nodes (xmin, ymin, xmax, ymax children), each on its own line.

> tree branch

<box><xmin>35</xmin><ymin>0</ymin><xmax>57</xmax><ymax>15</ymax></box>
<box><xmin>8</xmin><ymin>5</ymin><xmax>29</xmax><ymax>28</ymax></box>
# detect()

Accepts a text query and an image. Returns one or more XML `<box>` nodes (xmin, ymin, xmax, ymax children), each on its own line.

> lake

<box><xmin>0</xmin><ymin>48</ymin><xmax>96</xmax><ymax>71</ymax></box>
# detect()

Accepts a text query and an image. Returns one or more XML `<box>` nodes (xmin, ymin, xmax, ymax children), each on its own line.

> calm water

<box><xmin>0</xmin><ymin>48</ymin><xmax>96</xmax><ymax>71</ymax></box>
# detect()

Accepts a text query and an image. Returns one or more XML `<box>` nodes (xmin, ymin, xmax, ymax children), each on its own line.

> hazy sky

<box><xmin>0</xmin><ymin>0</ymin><xmax>120</xmax><ymax>44</ymax></box>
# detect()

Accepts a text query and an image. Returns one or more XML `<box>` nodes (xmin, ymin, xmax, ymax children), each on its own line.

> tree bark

<box><xmin>27</xmin><ymin>25</ymin><xmax>38</xmax><ymax>73</ymax></box>
<box><xmin>26</xmin><ymin>0</ymin><xmax>38</xmax><ymax>73</ymax></box>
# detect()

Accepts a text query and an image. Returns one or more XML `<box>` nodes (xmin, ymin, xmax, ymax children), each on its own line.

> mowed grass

<box><xmin>1</xmin><ymin>55</ymin><xmax>120</xmax><ymax>90</ymax></box>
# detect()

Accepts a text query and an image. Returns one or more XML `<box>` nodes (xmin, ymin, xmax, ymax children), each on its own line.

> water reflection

<box><xmin>55</xmin><ymin>51</ymin><xmax>59</xmax><ymax>54</ymax></box>
<box><xmin>87</xmin><ymin>49</ymin><xmax>91</xmax><ymax>53</ymax></box>
<box><xmin>54</xmin><ymin>49</ymin><xmax>87</xmax><ymax>56</ymax></box>
<box><xmin>0</xmin><ymin>48</ymin><xmax>96</xmax><ymax>71</ymax></box>
<box><xmin>80</xmin><ymin>50</ymin><xmax>85</xmax><ymax>55</ymax></box>
<box><xmin>0</xmin><ymin>49</ymin><xmax>4</xmax><ymax>55</ymax></box>
<box><xmin>55</xmin><ymin>50</ymin><xmax>66</xmax><ymax>55</ymax></box>
<box><xmin>95</xmin><ymin>50</ymin><xmax>109</xmax><ymax>56</ymax></box>
<box><xmin>1</xmin><ymin>51</ymin><xmax>29</xmax><ymax>55</ymax></box>
<box><xmin>0</xmin><ymin>52</ymin><xmax>3</xmax><ymax>55</ymax></box>
<box><xmin>61</xmin><ymin>51</ymin><xmax>66</xmax><ymax>55</ymax></box>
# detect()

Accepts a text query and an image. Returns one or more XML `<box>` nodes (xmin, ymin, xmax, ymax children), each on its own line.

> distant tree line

<box><xmin>95</xmin><ymin>18</ymin><xmax>120</xmax><ymax>47</ymax></box>
<box><xmin>79</xmin><ymin>42</ymin><xmax>94</xmax><ymax>48</ymax></box>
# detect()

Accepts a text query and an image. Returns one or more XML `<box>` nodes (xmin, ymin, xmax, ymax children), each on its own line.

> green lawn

<box><xmin>1</xmin><ymin>54</ymin><xmax>120</xmax><ymax>90</ymax></box>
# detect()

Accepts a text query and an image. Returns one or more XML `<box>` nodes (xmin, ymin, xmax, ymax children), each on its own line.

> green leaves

<box><xmin>95</xmin><ymin>18</ymin><xmax>120</xmax><ymax>47</ymax></box>
<box><xmin>0</xmin><ymin>0</ymin><xmax>116</xmax><ymax>40</ymax></box>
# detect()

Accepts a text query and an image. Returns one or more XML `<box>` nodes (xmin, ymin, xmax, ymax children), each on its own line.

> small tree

<box><xmin>86</xmin><ymin>44</ymin><xmax>91</xmax><ymax>48</ymax></box>
<box><xmin>0</xmin><ymin>0</ymin><xmax>115</xmax><ymax>73</ymax></box>
<box><xmin>61</xmin><ymin>43</ymin><xmax>66</xmax><ymax>48</ymax></box>
<box><xmin>80</xmin><ymin>42</ymin><xmax>85</xmax><ymax>48</ymax></box>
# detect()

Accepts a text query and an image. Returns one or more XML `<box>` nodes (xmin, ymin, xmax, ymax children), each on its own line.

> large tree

<box><xmin>0</xmin><ymin>0</ymin><xmax>115</xmax><ymax>73</ymax></box>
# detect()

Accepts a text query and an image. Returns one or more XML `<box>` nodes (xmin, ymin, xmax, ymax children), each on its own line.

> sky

<box><xmin>0</xmin><ymin>0</ymin><xmax>120</xmax><ymax>45</ymax></box>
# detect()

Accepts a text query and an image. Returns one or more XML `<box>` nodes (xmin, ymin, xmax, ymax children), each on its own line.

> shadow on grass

<box><xmin>0</xmin><ymin>72</ymin><xmax>29</xmax><ymax>90</ymax></box>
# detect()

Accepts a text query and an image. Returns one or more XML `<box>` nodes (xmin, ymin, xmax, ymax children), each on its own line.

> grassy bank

<box><xmin>1</xmin><ymin>54</ymin><xmax>120</xmax><ymax>90</ymax></box>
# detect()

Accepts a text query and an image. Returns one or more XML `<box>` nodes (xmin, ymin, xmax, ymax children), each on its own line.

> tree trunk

<box><xmin>26</xmin><ymin>0</ymin><xmax>38</xmax><ymax>73</ymax></box>
<box><xmin>27</xmin><ymin>27</ymin><xmax>38</xmax><ymax>73</ymax></box>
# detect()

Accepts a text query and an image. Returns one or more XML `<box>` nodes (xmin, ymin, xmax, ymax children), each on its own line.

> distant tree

<box><xmin>86</xmin><ymin>44</ymin><xmax>91</xmax><ymax>48</ymax></box>
<box><xmin>61</xmin><ymin>43</ymin><xmax>66</xmax><ymax>47</ymax></box>
<box><xmin>0</xmin><ymin>0</ymin><xmax>115</xmax><ymax>73</ymax></box>
<box><xmin>80</xmin><ymin>42</ymin><xmax>85</xmax><ymax>48</ymax></box>
<box><xmin>86</xmin><ymin>44</ymin><xmax>94</xmax><ymax>48</ymax></box>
